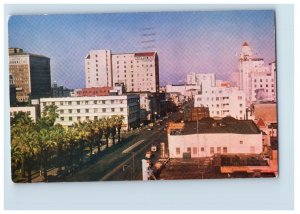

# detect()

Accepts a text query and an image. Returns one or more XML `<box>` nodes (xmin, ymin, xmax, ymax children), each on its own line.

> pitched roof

<box><xmin>243</xmin><ymin>42</ymin><xmax>249</xmax><ymax>46</ymax></box>
<box><xmin>256</xmin><ymin>118</ymin><xmax>266</xmax><ymax>127</ymax></box>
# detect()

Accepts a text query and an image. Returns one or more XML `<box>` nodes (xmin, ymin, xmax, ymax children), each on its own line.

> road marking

<box><xmin>122</xmin><ymin>140</ymin><xmax>144</xmax><ymax>154</ymax></box>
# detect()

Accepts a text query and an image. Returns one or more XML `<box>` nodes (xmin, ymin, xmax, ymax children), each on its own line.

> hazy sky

<box><xmin>8</xmin><ymin>10</ymin><xmax>275</xmax><ymax>89</ymax></box>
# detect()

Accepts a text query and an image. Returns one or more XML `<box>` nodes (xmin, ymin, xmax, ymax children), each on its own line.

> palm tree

<box><xmin>113</xmin><ymin>115</ymin><xmax>125</xmax><ymax>144</ymax></box>
<box><xmin>74</xmin><ymin>122</ymin><xmax>91</xmax><ymax>162</ymax></box>
<box><xmin>95</xmin><ymin>119</ymin><xmax>104</xmax><ymax>153</ymax></box>
<box><xmin>51</xmin><ymin>124</ymin><xmax>66</xmax><ymax>172</ymax></box>
<box><xmin>10</xmin><ymin>112</ymin><xmax>35</xmax><ymax>181</ymax></box>
<box><xmin>65</xmin><ymin>126</ymin><xmax>79</xmax><ymax>167</ymax></box>
<box><xmin>11</xmin><ymin>125</ymin><xmax>38</xmax><ymax>182</ymax></box>
<box><xmin>103</xmin><ymin>117</ymin><xmax>112</xmax><ymax>148</ymax></box>
<box><xmin>37</xmin><ymin>128</ymin><xmax>57</xmax><ymax>182</ymax></box>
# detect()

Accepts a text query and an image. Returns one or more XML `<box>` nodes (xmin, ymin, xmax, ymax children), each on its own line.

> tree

<box><xmin>113</xmin><ymin>115</ymin><xmax>125</xmax><ymax>144</ymax></box>
<box><xmin>11</xmin><ymin>125</ymin><xmax>38</xmax><ymax>182</ymax></box>
<box><xmin>94</xmin><ymin>119</ymin><xmax>104</xmax><ymax>154</ymax></box>
<box><xmin>103</xmin><ymin>117</ymin><xmax>112</xmax><ymax>148</ymax></box>
<box><xmin>51</xmin><ymin>124</ymin><xmax>66</xmax><ymax>172</ymax></box>
<box><xmin>37</xmin><ymin>128</ymin><xmax>57</xmax><ymax>181</ymax></box>
<box><xmin>65</xmin><ymin>126</ymin><xmax>79</xmax><ymax>167</ymax></box>
<box><xmin>10</xmin><ymin>112</ymin><xmax>36</xmax><ymax>181</ymax></box>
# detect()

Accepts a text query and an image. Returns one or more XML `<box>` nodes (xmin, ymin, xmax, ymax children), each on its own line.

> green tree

<box><xmin>103</xmin><ymin>117</ymin><xmax>112</xmax><ymax>148</ymax></box>
<box><xmin>113</xmin><ymin>115</ymin><xmax>125</xmax><ymax>144</ymax></box>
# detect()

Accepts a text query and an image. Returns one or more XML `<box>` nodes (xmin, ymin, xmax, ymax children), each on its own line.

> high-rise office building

<box><xmin>9</xmin><ymin>48</ymin><xmax>51</xmax><ymax>103</ymax></box>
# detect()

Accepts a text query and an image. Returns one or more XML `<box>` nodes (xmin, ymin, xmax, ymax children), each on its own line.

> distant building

<box><xmin>9</xmin><ymin>48</ymin><xmax>51</xmax><ymax>103</ymax></box>
<box><xmin>167</xmin><ymin>118</ymin><xmax>262</xmax><ymax>158</ymax></box>
<box><xmin>186</xmin><ymin>73</ymin><xmax>215</xmax><ymax>89</ymax></box>
<box><xmin>9</xmin><ymin>74</ymin><xmax>17</xmax><ymax>106</ymax></box>
<box><xmin>40</xmin><ymin>94</ymin><xmax>140</xmax><ymax>130</ymax></box>
<box><xmin>165</xmin><ymin>84</ymin><xmax>201</xmax><ymax>103</ymax></box>
<box><xmin>252</xmin><ymin>103</ymin><xmax>277</xmax><ymax>124</ymax></box>
<box><xmin>194</xmin><ymin>86</ymin><xmax>246</xmax><ymax>120</ymax></box>
<box><xmin>85</xmin><ymin>50</ymin><xmax>159</xmax><ymax>93</ymax></box>
<box><xmin>238</xmin><ymin>42</ymin><xmax>276</xmax><ymax>105</ymax></box>
<box><xmin>10</xmin><ymin>106</ymin><xmax>39</xmax><ymax>122</ymax></box>
<box><xmin>75</xmin><ymin>86</ymin><xmax>113</xmax><ymax>97</ymax></box>
<box><xmin>51</xmin><ymin>82</ymin><xmax>72</xmax><ymax>97</ymax></box>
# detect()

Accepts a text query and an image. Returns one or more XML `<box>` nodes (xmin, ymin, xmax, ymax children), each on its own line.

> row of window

<box><xmin>59</xmin><ymin>107</ymin><xmax>124</xmax><ymax>114</ymax></box>
<box><xmin>175</xmin><ymin>146</ymin><xmax>228</xmax><ymax>155</ymax></box>
<box><xmin>42</xmin><ymin>99</ymin><xmax>125</xmax><ymax>106</ymax></box>
<box><xmin>253</xmin><ymin>78</ymin><xmax>274</xmax><ymax>83</ymax></box>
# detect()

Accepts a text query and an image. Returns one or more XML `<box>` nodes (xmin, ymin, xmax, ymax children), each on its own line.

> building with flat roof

<box><xmin>194</xmin><ymin>86</ymin><xmax>246</xmax><ymax>119</ymax></box>
<box><xmin>85</xmin><ymin>50</ymin><xmax>159</xmax><ymax>93</ymax></box>
<box><xmin>10</xmin><ymin>106</ymin><xmax>39</xmax><ymax>123</ymax></box>
<box><xmin>40</xmin><ymin>94</ymin><xmax>140</xmax><ymax>130</ymax></box>
<box><xmin>167</xmin><ymin>117</ymin><xmax>262</xmax><ymax>158</ymax></box>
<box><xmin>9</xmin><ymin>48</ymin><xmax>51</xmax><ymax>103</ymax></box>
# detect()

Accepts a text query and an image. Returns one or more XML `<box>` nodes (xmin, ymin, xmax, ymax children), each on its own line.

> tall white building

<box><xmin>40</xmin><ymin>94</ymin><xmax>140</xmax><ymax>130</ymax></box>
<box><xmin>85</xmin><ymin>50</ymin><xmax>159</xmax><ymax>93</ymax></box>
<box><xmin>85</xmin><ymin>50</ymin><xmax>112</xmax><ymax>88</ymax></box>
<box><xmin>194</xmin><ymin>86</ymin><xmax>246</xmax><ymax>120</ymax></box>
<box><xmin>238</xmin><ymin>42</ymin><xmax>276</xmax><ymax>105</ymax></box>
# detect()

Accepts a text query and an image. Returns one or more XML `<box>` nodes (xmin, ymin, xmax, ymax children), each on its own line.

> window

<box><xmin>60</xmin><ymin>110</ymin><xmax>63</xmax><ymax>114</ymax></box>
<box><xmin>187</xmin><ymin>147</ymin><xmax>191</xmax><ymax>153</ymax></box>
<box><xmin>94</xmin><ymin>116</ymin><xmax>98</xmax><ymax>120</ymax></box>
<box><xmin>103</xmin><ymin>108</ymin><xmax>106</xmax><ymax>113</ymax></box>
<box><xmin>77</xmin><ymin>101</ymin><xmax>80</xmax><ymax>105</ymax></box>
<box><xmin>120</xmin><ymin>108</ymin><xmax>124</xmax><ymax>112</ymax></box>
<box><xmin>238</xmin><ymin>96</ymin><xmax>242</xmax><ymax>100</ymax></box>
<box><xmin>94</xmin><ymin>100</ymin><xmax>97</xmax><ymax>104</ymax></box>
<box><xmin>69</xmin><ymin>117</ymin><xmax>73</xmax><ymax>121</ymax></box>
<box><xmin>85</xmin><ymin>109</ymin><xmax>89</xmax><ymax>113</ymax></box>
<box><xmin>77</xmin><ymin>109</ymin><xmax>80</xmax><ymax>113</ymax></box>
<box><xmin>176</xmin><ymin>148</ymin><xmax>180</xmax><ymax>155</ymax></box>
<box><xmin>216</xmin><ymin>97</ymin><xmax>219</xmax><ymax>101</ymax></box>
<box><xmin>193</xmin><ymin>147</ymin><xmax>197</xmax><ymax>155</ymax></box>
<box><xmin>86</xmin><ymin>116</ymin><xmax>89</xmax><ymax>120</ymax></box>
<box><xmin>240</xmin><ymin>104</ymin><xmax>243</xmax><ymax>107</ymax></box>
<box><xmin>223</xmin><ymin>147</ymin><xmax>228</xmax><ymax>153</ymax></box>
<box><xmin>240</xmin><ymin>140</ymin><xmax>243</xmax><ymax>144</ymax></box>
<box><xmin>68</xmin><ymin>109</ymin><xmax>72</xmax><ymax>113</ymax></box>
<box><xmin>60</xmin><ymin>102</ymin><xmax>63</xmax><ymax>105</ymax></box>
<box><xmin>210</xmin><ymin>147</ymin><xmax>214</xmax><ymax>154</ymax></box>
<box><xmin>102</xmin><ymin>100</ymin><xmax>105</xmax><ymax>104</ymax></box>
<box><xmin>85</xmin><ymin>101</ymin><xmax>88</xmax><ymax>105</ymax></box>
<box><xmin>77</xmin><ymin>116</ymin><xmax>81</xmax><ymax>121</ymax></box>
<box><xmin>68</xmin><ymin>101</ymin><xmax>72</xmax><ymax>105</ymax></box>
<box><xmin>111</xmin><ymin>108</ymin><xmax>115</xmax><ymax>112</ymax></box>
<box><xmin>94</xmin><ymin>108</ymin><xmax>98</xmax><ymax>113</ymax></box>
<box><xmin>217</xmin><ymin>147</ymin><xmax>221</xmax><ymax>153</ymax></box>
<box><xmin>111</xmin><ymin>100</ymin><xmax>115</xmax><ymax>104</ymax></box>
<box><xmin>60</xmin><ymin>117</ymin><xmax>64</xmax><ymax>121</ymax></box>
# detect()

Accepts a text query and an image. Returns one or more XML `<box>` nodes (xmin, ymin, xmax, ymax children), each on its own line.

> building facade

<box><xmin>85</xmin><ymin>50</ymin><xmax>159</xmax><ymax>93</ymax></box>
<box><xmin>40</xmin><ymin>94</ymin><xmax>140</xmax><ymax>130</ymax></box>
<box><xmin>186</xmin><ymin>73</ymin><xmax>215</xmax><ymax>89</ymax></box>
<box><xmin>10</xmin><ymin>106</ymin><xmax>39</xmax><ymax>123</ymax></box>
<box><xmin>194</xmin><ymin>86</ymin><xmax>246</xmax><ymax>119</ymax></box>
<box><xmin>238</xmin><ymin>42</ymin><xmax>276</xmax><ymax>105</ymax></box>
<box><xmin>9</xmin><ymin>48</ymin><xmax>51</xmax><ymax>103</ymax></box>
<box><xmin>167</xmin><ymin>119</ymin><xmax>262</xmax><ymax>158</ymax></box>
<box><xmin>51</xmin><ymin>82</ymin><xmax>72</xmax><ymax>98</ymax></box>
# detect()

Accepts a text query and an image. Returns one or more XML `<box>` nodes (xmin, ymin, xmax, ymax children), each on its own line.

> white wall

<box><xmin>10</xmin><ymin>106</ymin><xmax>37</xmax><ymax>122</ymax></box>
<box><xmin>168</xmin><ymin>133</ymin><xmax>262</xmax><ymax>158</ymax></box>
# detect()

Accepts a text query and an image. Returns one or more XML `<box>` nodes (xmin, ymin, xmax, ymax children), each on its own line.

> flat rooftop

<box><xmin>170</xmin><ymin>117</ymin><xmax>261</xmax><ymax>135</ymax></box>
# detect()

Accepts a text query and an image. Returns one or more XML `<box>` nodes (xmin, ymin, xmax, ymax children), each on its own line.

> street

<box><xmin>64</xmin><ymin>124</ymin><xmax>167</xmax><ymax>182</ymax></box>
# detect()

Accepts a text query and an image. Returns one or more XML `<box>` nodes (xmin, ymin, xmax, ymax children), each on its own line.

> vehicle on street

<box><xmin>151</xmin><ymin>144</ymin><xmax>157</xmax><ymax>152</ymax></box>
<box><xmin>145</xmin><ymin>151</ymin><xmax>154</xmax><ymax>159</ymax></box>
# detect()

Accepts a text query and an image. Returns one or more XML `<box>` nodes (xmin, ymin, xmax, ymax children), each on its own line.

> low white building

<box><xmin>10</xmin><ymin>106</ymin><xmax>39</xmax><ymax>122</ymax></box>
<box><xmin>40</xmin><ymin>94</ymin><xmax>140</xmax><ymax>130</ymax></box>
<box><xmin>194</xmin><ymin>86</ymin><xmax>246</xmax><ymax>120</ymax></box>
<box><xmin>168</xmin><ymin>119</ymin><xmax>262</xmax><ymax>158</ymax></box>
<box><xmin>165</xmin><ymin>84</ymin><xmax>201</xmax><ymax>101</ymax></box>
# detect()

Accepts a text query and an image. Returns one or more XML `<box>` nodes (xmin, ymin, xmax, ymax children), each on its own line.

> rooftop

<box><xmin>169</xmin><ymin>117</ymin><xmax>261</xmax><ymax>135</ymax></box>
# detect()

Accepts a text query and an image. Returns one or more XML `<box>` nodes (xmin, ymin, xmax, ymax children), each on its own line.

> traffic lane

<box><xmin>106</xmin><ymin>129</ymin><xmax>167</xmax><ymax>181</ymax></box>
<box><xmin>64</xmin><ymin>126</ymin><xmax>163</xmax><ymax>182</ymax></box>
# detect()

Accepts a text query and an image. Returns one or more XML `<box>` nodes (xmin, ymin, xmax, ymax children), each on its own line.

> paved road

<box><xmin>64</xmin><ymin>125</ymin><xmax>167</xmax><ymax>182</ymax></box>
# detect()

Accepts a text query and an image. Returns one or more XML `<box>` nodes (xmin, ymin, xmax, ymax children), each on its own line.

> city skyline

<box><xmin>8</xmin><ymin>10</ymin><xmax>275</xmax><ymax>89</ymax></box>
